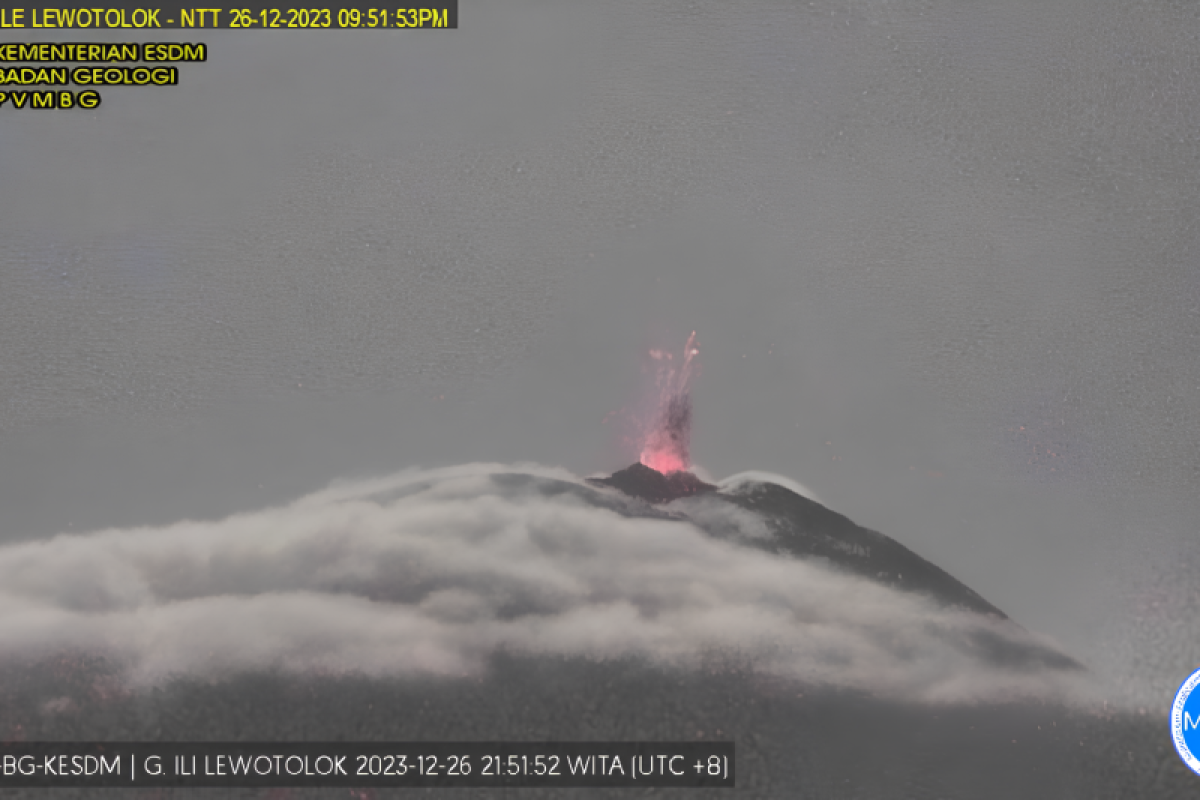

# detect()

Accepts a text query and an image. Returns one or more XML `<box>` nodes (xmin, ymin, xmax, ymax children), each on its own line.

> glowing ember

<box><xmin>639</xmin><ymin>332</ymin><xmax>699</xmax><ymax>474</ymax></box>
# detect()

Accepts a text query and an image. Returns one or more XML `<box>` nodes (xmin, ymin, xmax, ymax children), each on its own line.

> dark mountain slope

<box><xmin>591</xmin><ymin>463</ymin><xmax>1004</xmax><ymax>619</ymax></box>
<box><xmin>719</xmin><ymin>479</ymin><xmax>1007</xmax><ymax>619</ymax></box>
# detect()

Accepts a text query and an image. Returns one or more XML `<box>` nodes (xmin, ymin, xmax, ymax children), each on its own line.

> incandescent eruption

<box><xmin>639</xmin><ymin>331</ymin><xmax>700</xmax><ymax>474</ymax></box>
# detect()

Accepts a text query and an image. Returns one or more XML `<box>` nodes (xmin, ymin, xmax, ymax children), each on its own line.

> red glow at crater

<box><xmin>639</xmin><ymin>332</ymin><xmax>699</xmax><ymax>474</ymax></box>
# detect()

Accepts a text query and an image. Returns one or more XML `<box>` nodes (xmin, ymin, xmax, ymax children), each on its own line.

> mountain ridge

<box><xmin>589</xmin><ymin>462</ymin><xmax>1009</xmax><ymax>620</ymax></box>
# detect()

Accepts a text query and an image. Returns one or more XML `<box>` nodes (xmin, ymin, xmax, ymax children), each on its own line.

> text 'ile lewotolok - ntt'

<box><xmin>0</xmin><ymin>4</ymin><xmax>458</xmax><ymax>29</ymax></box>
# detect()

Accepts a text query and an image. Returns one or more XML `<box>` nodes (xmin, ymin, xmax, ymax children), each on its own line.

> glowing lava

<box><xmin>639</xmin><ymin>332</ymin><xmax>699</xmax><ymax>474</ymax></box>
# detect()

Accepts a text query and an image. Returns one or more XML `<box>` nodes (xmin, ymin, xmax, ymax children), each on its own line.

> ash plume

<box><xmin>639</xmin><ymin>332</ymin><xmax>700</xmax><ymax>474</ymax></box>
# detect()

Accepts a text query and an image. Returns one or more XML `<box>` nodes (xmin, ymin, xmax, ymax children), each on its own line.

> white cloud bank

<box><xmin>0</xmin><ymin>464</ymin><xmax>1091</xmax><ymax>704</ymax></box>
<box><xmin>718</xmin><ymin>470</ymin><xmax>824</xmax><ymax>505</ymax></box>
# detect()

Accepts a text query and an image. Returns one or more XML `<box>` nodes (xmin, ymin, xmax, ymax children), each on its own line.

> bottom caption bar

<box><xmin>0</xmin><ymin>742</ymin><xmax>734</xmax><ymax>788</ymax></box>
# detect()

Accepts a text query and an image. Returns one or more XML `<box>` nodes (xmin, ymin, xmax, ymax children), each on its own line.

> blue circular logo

<box><xmin>1171</xmin><ymin>667</ymin><xmax>1200</xmax><ymax>776</ymax></box>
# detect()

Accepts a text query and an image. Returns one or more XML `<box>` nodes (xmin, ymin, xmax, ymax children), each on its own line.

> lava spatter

<box><xmin>639</xmin><ymin>332</ymin><xmax>699</xmax><ymax>474</ymax></box>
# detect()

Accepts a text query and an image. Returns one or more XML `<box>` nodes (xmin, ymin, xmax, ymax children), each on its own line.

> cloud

<box><xmin>718</xmin><ymin>471</ymin><xmax>824</xmax><ymax>504</ymax></box>
<box><xmin>0</xmin><ymin>464</ymin><xmax>1091</xmax><ymax>704</ymax></box>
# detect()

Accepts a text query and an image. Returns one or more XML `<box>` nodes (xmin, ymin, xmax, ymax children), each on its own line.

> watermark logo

<box><xmin>1171</xmin><ymin>667</ymin><xmax>1200</xmax><ymax>776</ymax></box>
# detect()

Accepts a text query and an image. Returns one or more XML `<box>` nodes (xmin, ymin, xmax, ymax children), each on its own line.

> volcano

<box><xmin>0</xmin><ymin>460</ymin><xmax>1131</xmax><ymax>800</ymax></box>
<box><xmin>591</xmin><ymin>462</ymin><xmax>1012</xmax><ymax>621</ymax></box>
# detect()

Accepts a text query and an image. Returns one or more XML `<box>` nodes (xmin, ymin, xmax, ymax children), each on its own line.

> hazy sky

<box><xmin>2</xmin><ymin>0</ymin><xmax>1199</xmax><ymax>708</ymax></box>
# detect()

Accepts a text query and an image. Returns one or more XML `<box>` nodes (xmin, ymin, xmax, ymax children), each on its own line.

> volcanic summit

<box><xmin>588</xmin><ymin>461</ymin><xmax>717</xmax><ymax>503</ymax></box>
<box><xmin>597</xmin><ymin>332</ymin><xmax>1017</xmax><ymax>619</ymax></box>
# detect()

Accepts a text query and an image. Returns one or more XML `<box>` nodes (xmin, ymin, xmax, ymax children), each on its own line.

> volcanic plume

<box><xmin>639</xmin><ymin>331</ymin><xmax>700</xmax><ymax>474</ymax></box>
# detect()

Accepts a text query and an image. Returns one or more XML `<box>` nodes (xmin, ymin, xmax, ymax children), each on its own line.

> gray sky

<box><xmin>2</xmin><ymin>0</ymin><xmax>1199</xmax><ymax>707</ymax></box>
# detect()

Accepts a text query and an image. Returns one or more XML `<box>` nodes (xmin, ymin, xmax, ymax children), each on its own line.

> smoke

<box><xmin>639</xmin><ymin>332</ymin><xmax>700</xmax><ymax>473</ymax></box>
<box><xmin>0</xmin><ymin>463</ymin><xmax>1100</xmax><ymax>706</ymax></box>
